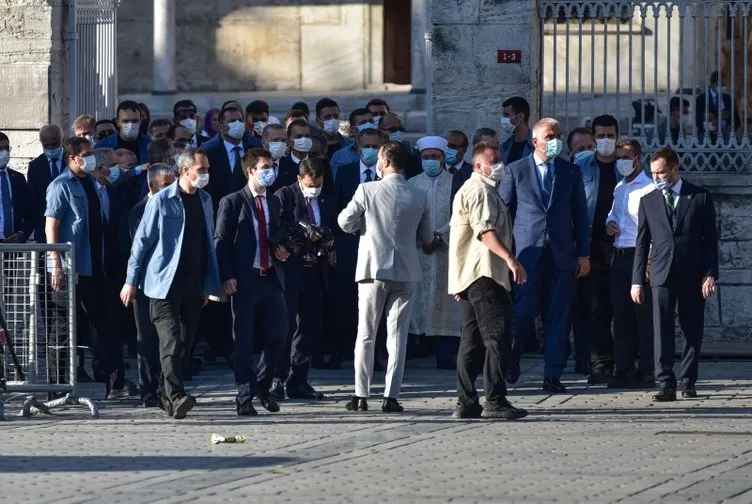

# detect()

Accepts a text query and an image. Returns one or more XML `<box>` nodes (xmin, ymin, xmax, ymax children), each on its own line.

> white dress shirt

<box><xmin>0</xmin><ymin>168</ymin><xmax>14</xmax><ymax>239</ymax></box>
<box><xmin>606</xmin><ymin>171</ymin><xmax>654</xmax><ymax>248</ymax></box>
<box><xmin>249</xmin><ymin>186</ymin><xmax>271</xmax><ymax>269</ymax></box>
<box><xmin>359</xmin><ymin>160</ymin><xmax>376</xmax><ymax>184</ymax></box>
<box><xmin>224</xmin><ymin>140</ymin><xmax>244</xmax><ymax>173</ymax></box>
<box><xmin>291</xmin><ymin>153</ymin><xmax>306</xmax><ymax>165</ymax></box>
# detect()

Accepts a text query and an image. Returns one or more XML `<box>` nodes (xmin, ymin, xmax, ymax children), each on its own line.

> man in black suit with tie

<box><xmin>173</xmin><ymin>100</ymin><xmax>210</xmax><ymax>148</ymax></box>
<box><xmin>632</xmin><ymin>147</ymin><xmax>719</xmax><ymax>402</ymax></box>
<box><xmin>27</xmin><ymin>125</ymin><xmax>65</xmax><ymax>243</ymax></box>
<box><xmin>215</xmin><ymin>147</ymin><xmax>291</xmax><ymax>416</ymax></box>
<box><xmin>270</xmin><ymin>158</ymin><xmax>334</xmax><ymax>401</ymax></box>
<box><xmin>271</xmin><ymin>120</ymin><xmax>335</xmax><ymax>196</ymax></box>
<box><xmin>695</xmin><ymin>71</ymin><xmax>740</xmax><ymax>139</ymax></box>
<box><xmin>0</xmin><ymin>132</ymin><xmax>35</xmax><ymax>242</ymax></box>
<box><xmin>204</xmin><ymin>107</ymin><xmax>252</xmax><ymax>212</ymax></box>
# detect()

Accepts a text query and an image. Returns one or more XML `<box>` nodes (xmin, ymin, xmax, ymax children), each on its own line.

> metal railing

<box><xmin>539</xmin><ymin>1</ymin><xmax>752</xmax><ymax>171</ymax></box>
<box><xmin>75</xmin><ymin>0</ymin><xmax>120</xmax><ymax>121</ymax></box>
<box><xmin>0</xmin><ymin>243</ymin><xmax>98</xmax><ymax>419</ymax></box>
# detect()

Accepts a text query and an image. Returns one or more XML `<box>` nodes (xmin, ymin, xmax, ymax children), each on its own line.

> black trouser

<box><xmin>198</xmin><ymin>300</ymin><xmax>233</xmax><ymax>359</ymax></box>
<box><xmin>456</xmin><ymin>277</ymin><xmax>511</xmax><ymax>407</ymax></box>
<box><xmin>134</xmin><ymin>289</ymin><xmax>160</xmax><ymax>402</ymax></box>
<box><xmin>611</xmin><ymin>249</ymin><xmax>654</xmax><ymax>377</ymax></box>
<box><xmin>275</xmin><ymin>264</ymin><xmax>325</xmax><ymax>387</ymax></box>
<box><xmin>653</xmin><ymin>268</ymin><xmax>705</xmax><ymax>388</ymax></box>
<box><xmin>150</xmin><ymin>286</ymin><xmax>203</xmax><ymax>406</ymax></box>
<box><xmin>579</xmin><ymin>246</ymin><xmax>613</xmax><ymax>373</ymax></box>
<box><xmin>232</xmin><ymin>270</ymin><xmax>288</xmax><ymax>408</ymax></box>
<box><xmin>77</xmin><ymin>275</ymin><xmax>122</xmax><ymax>386</ymax></box>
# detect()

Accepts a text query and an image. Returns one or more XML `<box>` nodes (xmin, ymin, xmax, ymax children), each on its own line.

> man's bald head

<box><xmin>39</xmin><ymin>124</ymin><xmax>63</xmax><ymax>144</ymax></box>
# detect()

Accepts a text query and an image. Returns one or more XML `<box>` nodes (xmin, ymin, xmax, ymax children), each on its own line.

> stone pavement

<box><xmin>2</xmin><ymin>357</ymin><xmax>752</xmax><ymax>504</ymax></box>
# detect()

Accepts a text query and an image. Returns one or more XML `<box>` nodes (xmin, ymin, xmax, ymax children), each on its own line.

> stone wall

<box><xmin>0</xmin><ymin>0</ymin><xmax>67</xmax><ymax>169</ymax></box>
<box><xmin>118</xmin><ymin>0</ymin><xmax>383</xmax><ymax>94</ymax></box>
<box><xmin>429</xmin><ymin>0</ymin><xmax>540</xmax><ymax>136</ymax></box>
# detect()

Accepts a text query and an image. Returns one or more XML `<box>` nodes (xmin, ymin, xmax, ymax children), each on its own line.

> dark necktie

<box><xmin>50</xmin><ymin>159</ymin><xmax>59</xmax><ymax>178</ymax></box>
<box><xmin>306</xmin><ymin>197</ymin><xmax>316</xmax><ymax>225</ymax></box>
<box><xmin>664</xmin><ymin>189</ymin><xmax>676</xmax><ymax>226</ymax></box>
<box><xmin>364</xmin><ymin>168</ymin><xmax>373</xmax><ymax>183</ymax></box>
<box><xmin>541</xmin><ymin>162</ymin><xmax>553</xmax><ymax>206</ymax></box>
<box><xmin>0</xmin><ymin>170</ymin><xmax>12</xmax><ymax>238</ymax></box>
<box><xmin>448</xmin><ymin>165</ymin><xmax>457</xmax><ymax>174</ymax></box>
<box><xmin>232</xmin><ymin>146</ymin><xmax>242</xmax><ymax>174</ymax></box>
<box><xmin>256</xmin><ymin>195</ymin><xmax>270</xmax><ymax>269</ymax></box>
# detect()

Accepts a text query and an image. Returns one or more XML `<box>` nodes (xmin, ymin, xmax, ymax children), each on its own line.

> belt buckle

<box><xmin>259</xmin><ymin>268</ymin><xmax>268</xmax><ymax>277</ymax></box>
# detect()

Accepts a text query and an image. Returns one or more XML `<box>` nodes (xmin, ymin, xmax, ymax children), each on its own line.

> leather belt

<box><xmin>251</xmin><ymin>267</ymin><xmax>274</xmax><ymax>277</ymax></box>
<box><xmin>613</xmin><ymin>247</ymin><xmax>635</xmax><ymax>256</ymax></box>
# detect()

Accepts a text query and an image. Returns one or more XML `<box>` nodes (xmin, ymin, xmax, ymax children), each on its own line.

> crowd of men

<box><xmin>0</xmin><ymin>92</ymin><xmax>718</xmax><ymax>419</ymax></box>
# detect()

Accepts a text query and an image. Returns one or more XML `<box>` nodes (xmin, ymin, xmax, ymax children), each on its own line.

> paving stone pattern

<box><xmin>2</xmin><ymin>358</ymin><xmax>752</xmax><ymax>503</ymax></box>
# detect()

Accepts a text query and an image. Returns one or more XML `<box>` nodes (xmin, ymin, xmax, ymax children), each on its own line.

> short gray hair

<box><xmin>176</xmin><ymin>147</ymin><xmax>206</xmax><ymax>173</ymax></box>
<box><xmin>147</xmin><ymin>163</ymin><xmax>176</xmax><ymax>191</ymax></box>
<box><xmin>532</xmin><ymin>118</ymin><xmax>560</xmax><ymax>136</ymax></box>
<box><xmin>93</xmin><ymin>147</ymin><xmax>114</xmax><ymax>167</ymax></box>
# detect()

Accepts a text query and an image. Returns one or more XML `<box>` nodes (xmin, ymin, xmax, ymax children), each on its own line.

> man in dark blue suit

<box><xmin>27</xmin><ymin>124</ymin><xmax>65</xmax><ymax>243</ymax></box>
<box><xmin>95</xmin><ymin>100</ymin><xmax>151</xmax><ymax>164</ymax></box>
<box><xmin>270</xmin><ymin>157</ymin><xmax>334</xmax><ymax>401</ymax></box>
<box><xmin>631</xmin><ymin>147</ymin><xmax>718</xmax><ymax>402</ymax></box>
<box><xmin>0</xmin><ymin>132</ymin><xmax>35</xmax><ymax>242</ymax></box>
<box><xmin>215</xmin><ymin>147</ymin><xmax>291</xmax><ymax>416</ymax></box>
<box><xmin>204</xmin><ymin>107</ymin><xmax>253</xmax><ymax>212</ymax></box>
<box><xmin>500</xmin><ymin>118</ymin><xmax>590</xmax><ymax>393</ymax></box>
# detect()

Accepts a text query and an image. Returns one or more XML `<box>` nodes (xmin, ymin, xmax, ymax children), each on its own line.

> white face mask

<box><xmin>84</xmin><ymin>134</ymin><xmax>95</xmax><ymax>144</ymax></box>
<box><xmin>120</xmin><ymin>122</ymin><xmax>140</xmax><ymax>140</ymax></box>
<box><xmin>81</xmin><ymin>155</ymin><xmax>97</xmax><ymax>174</ymax></box>
<box><xmin>596</xmin><ymin>138</ymin><xmax>616</xmax><ymax>156</ymax></box>
<box><xmin>227</xmin><ymin>120</ymin><xmax>245</xmax><ymax>140</ymax></box>
<box><xmin>616</xmin><ymin>159</ymin><xmax>636</xmax><ymax>177</ymax></box>
<box><xmin>322</xmin><ymin>119</ymin><xmax>339</xmax><ymax>135</ymax></box>
<box><xmin>179</xmin><ymin>118</ymin><xmax>197</xmax><ymax>137</ymax></box>
<box><xmin>253</xmin><ymin>121</ymin><xmax>267</xmax><ymax>136</ymax></box>
<box><xmin>489</xmin><ymin>162</ymin><xmax>505</xmax><ymax>182</ymax></box>
<box><xmin>191</xmin><ymin>173</ymin><xmax>210</xmax><ymax>189</ymax></box>
<box><xmin>268</xmin><ymin>141</ymin><xmax>287</xmax><ymax>160</ymax></box>
<box><xmin>0</xmin><ymin>151</ymin><xmax>9</xmax><ymax>168</ymax></box>
<box><xmin>500</xmin><ymin>116</ymin><xmax>517</xmax><ymax>135</ymax></box>
<box><xmin>293</xmin><ymin>137</ymin><xmax>313</xmax><ymax>153</ymax></box>
<box><xmin>301</xmin><ymin>184</ymin><xmax>322</xmax><ymax>199</ymax></box>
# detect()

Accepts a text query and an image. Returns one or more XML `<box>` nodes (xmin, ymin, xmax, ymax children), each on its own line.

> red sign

<box><xmin>497</xmin><ymin>50</ymin><xmax>522</xmax><ymax>64</ymax></box>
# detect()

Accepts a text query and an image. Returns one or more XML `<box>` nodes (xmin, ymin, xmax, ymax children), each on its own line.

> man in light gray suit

<box><xmin>338</xmin><ymin>140</ymin><xmax>433</xmax><ymax>413</ymax></box>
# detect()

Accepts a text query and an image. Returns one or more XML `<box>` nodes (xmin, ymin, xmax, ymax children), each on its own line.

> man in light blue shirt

<box><xmin>121</xmin><ymin>147</ymin><xmax>220</xmax><ymax>419</ymax></box>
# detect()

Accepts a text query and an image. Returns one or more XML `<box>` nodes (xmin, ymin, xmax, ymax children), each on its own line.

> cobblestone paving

<box><xmin>2</xmin><ymin>357</ymin><xmax>752</xmax><ymax>503</ymax></box>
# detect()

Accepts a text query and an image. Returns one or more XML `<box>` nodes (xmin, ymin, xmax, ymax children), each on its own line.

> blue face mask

<box><xmin>388</xmin><ymin>131</ymin><xmax>404</xmax><ymax>143</ymax></box>
<box><xmin>357</xmin><ymin>122</ymin><xmax>378</xmax><ymax>133</ymax></box>
<box><xmin>44</xmin><ymin>147</ymin><xmax>63</xmax><ymax>161</ymax></box>
<box><xmin>106</xmin><ymin>166</ymin><xmax>121</xmax><ymax>184</ymax></box>
<box><xmin>361</xmin><ymin>147</ymin><xmax>378</xmax><ymax>167</ymax></box>
<box><xmin>573</xmin><ymin>150</ymin><xmax>595</xmax><ymax>165</ymax></box>
<box><xmin>654</xmin><ymin>179</ymin><xmax>671</xmax><ymax>191</ymax></box>
<box><xmin>422</xmin><ymin>159</ymin><xmax>442</xmax><ymax>177</ymax></box>
<box><xmin>445</xmin><ymin>147</ymin><xmax>458</xmax><ymax>166</ymax></box>
<box><xmin>544</xmin><ymin>139</ymin><xmax>562</xmax><ymax>158</ymax></box>
<box><xmin>257</xmin><ymin>168</ymin><xmax>276</xmax><ymax>188</ymax></box>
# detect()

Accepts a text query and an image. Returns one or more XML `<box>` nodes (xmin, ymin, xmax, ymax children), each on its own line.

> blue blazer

<box><xmin>215</xmin><ymin>186</ymin><xmax>285</xmax><ymax>293</ymax></box>
<box><xmin>500</xmin><ymin>154</ymin><xmax>590</xmax><ymax>271</ymax></box>
<box><xmin>204</xmin><ymin>137</ymin><xmax>249</xmax><ymax>212</ymax></box>
<box><xmin>95</xmin><ymin>133</ymin><xmax>151</xmax><ymax>165</ymax></box>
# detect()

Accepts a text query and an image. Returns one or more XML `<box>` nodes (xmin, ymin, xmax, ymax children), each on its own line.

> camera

<box><xmin>268</xmin><ymin>221</ymin><xmax>334</xmax><ymax>266</ymax></box>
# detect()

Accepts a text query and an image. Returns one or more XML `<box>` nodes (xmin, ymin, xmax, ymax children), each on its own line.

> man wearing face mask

<box><xmin>330</xmin><ymin>108</ymin><xmax>376</xmax><ymax>179</ymax></box>
<box><xmin>657</xmin><ymin>97</ymin><xmax>692</xmax><ymax>145</ymax></box>
<box><xmin>338</xmin><ymin>140</ymin><xmax>433</xmax><ymax>413</ymax></box>
<box><xmin>72</xmin><ymin>115</ymin><xmax>96</xmax><ymax>143</ymax></box>
<box><xmin>46</xmin><ymin>137</ymin><xmax>127</xmax><ymax>398</ymax></box>
<box><xmin>696</xmin><ymin>71</ymin><xmax>740</xmax><ymax>139</ymax></box>
<box><xmin>0</xmin><ymin>132</ymin><xmax>34</xmax><ymax>244</ymax></box>
<box><xmin>450</xmin><ymin>142</ymin><xmax>528</xmax><ymax>419</ymax></box>
<box><xmin>204</xmin><ymin>107</ymin><xmax>253</xmax><ymax>212</ymax></box>
<box><xmin>122</xmin><ymin>148</ymin><xmax>221</xmax><ymax>419</ymax></box>
<box><xmin>500</xmin><ymin>118</ymin><xmax>590</xmax><ymax>393</ymax></box>
<box><xmin>575</xmin><ymin>114</ymin><xmax>622</xmax><ymax>385</ymax></box>
<box><xmin>366</xmin><ymin>98</ymin><xmax>390</xmax><ymax>128</ymax></box>
<box><xmin>270</xmin><ymin>157</ymin><xmax>335</xmax><ymax>401</ymax></box>
<box><xmin>315</xmin><ymin>98</ymin><xmax>352</xmax><ymax>161</ymax></box>
<box><xmin>95</xmin><ymin>120</ymin><xmax>117</xmax><ymax>142</ymax></box>
<box><xmin>500</xmin><ymin>97</ymin><xmax>534</xmax><ymax>165</ymax></box>
<box><xmin>379</xmin><ymin>113</ymin><xmax>421</xmax><ymax>180</ymax></box>
<box><xmin>27</xmin><ymin>124</ymin><xmax>65</xmax><ymax>243</ymax></box>
<box><xmin>261</xmin><ymin>123</ymin><xmax>289</xmax><ymax>169</ymax></box>
<box><xmin>95</xmin><ymin>100</ymin><xmax>151</xmax><ymax>165</ymax></box>
<box><xmin>605</xmin><ymin>139</ymin><xmax>656</xmax><ymax>390</ymax></box>
<box><xmin>273</xmin><ymin>120</ymin><xmax>334</xmax><ymax>195</ymax></box>
<box><xmin>173</xmin><ymin>100</ymin><xmax>209</xmax><ymax>147</ymax></box>
<box><xmin>447</xmin><ymin>130</ymin><xmax>474</xmax><ymax>204</ymax></box>
<box><xmin>215</xmin><ymin>148</ymin><xmax>291</xmax><ymax>416</ymax></box>
<box><xmin>632</xmin><ymin>147</ymin><xmax>718</xmax><ymax>402</ymax></box>
<box><xmin>246</xmin><ymin>100</ymin><xmax>270</xmax><ymax>139</ymax></box>
<box><xmin>408</xmin><ymin>136</ymin><xmax>461</xmax><ymax>370</ymax></box>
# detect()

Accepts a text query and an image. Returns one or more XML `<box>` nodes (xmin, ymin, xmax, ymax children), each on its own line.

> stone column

<box><xmin>430</xmin><ymin>0</ymin><xmax>541</xmax><ymax>136</ymax></box>
<box><xmin>153</xmin><ymin>0</ymin><xmax>176</xmax><ymax>94</ymax></box>
<box><xmin>411</xmin><ymin>0</ymin><xmax>428</xmax><ymax>91</ymax></box>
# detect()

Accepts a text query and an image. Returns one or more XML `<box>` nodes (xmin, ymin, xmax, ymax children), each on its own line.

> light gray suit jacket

<box><xmin>337</xmin><ymin>172</ymin><xmax>433</xmax><ymax>283</ymax></box>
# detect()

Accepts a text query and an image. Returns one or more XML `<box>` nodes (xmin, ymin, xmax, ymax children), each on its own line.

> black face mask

<box><xmin>97</xmin><ymin>130</ymin><xmax>116</xmax><ymax>140</ymax></box>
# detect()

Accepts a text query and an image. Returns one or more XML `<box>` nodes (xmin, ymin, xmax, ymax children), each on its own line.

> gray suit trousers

<box><xmin>355</xmin><ymin>279</ymin><xmax>414</xmax><ymax>398</ymax></box>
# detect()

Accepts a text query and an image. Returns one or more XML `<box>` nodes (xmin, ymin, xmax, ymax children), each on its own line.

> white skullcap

<box><xmin>416</xmin><ymin>135</ymin><xmax>448</xmax><ymax>153</ymax></box>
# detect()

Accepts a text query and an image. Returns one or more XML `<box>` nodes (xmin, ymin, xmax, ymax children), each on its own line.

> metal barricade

<box><xmin>0</xmin><ymin>243</ymin><xmax>98</xmax><ymax>419</ymax></box>
<box><xmin>539</xmin><ymin>1</ymin><xmax>752</xmax><ymax>171</ymax></box>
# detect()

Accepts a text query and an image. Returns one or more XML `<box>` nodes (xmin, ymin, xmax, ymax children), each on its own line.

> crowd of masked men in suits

<box><xmin>0</xmin><ymin>93</ymin><xmax>718</xmax><ymax>419</ymax></box>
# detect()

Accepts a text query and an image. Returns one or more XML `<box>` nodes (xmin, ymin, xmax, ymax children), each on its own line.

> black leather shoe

<box><xmin>237</xmin><ymin>401</ymin><xmax>258</xmax><ymax>416</ymax></box>
<box><xmin>680</xmin><ymin>384</ymin><xmax>697</xmax><ymax>398</ymax></box>
<box><xmin>257</xmin><ymin>392</ymin><xmax>280</xmax><ymax>412</ymax></box>
<box><xmin>588</xmin><ymin>370</ymin><xmax>613</xmax><ymax>385</ymax></box>
<box><xmin>345</xmin><ymin>396</ymin><xmax>368</xmax><ymax>411</ymax></box>
<box><xmin>542</xmin><ymin>378</ymin><xmax>567</xmax><ymax>393</ymax></box>
<box><xmin>382</xmin><ymin>397</ymin><xmax>404</xmax><ymax>413</ymax></box>
<box><xmin>452</xmin><ymin>401</ymin><xmax>483</xmax><ymax>419</ymax></box>
<box><xmin>506</xmin><ymin>358</ymin><xmax>521</xmax><ymax>384</ymax></box>
<box><xmin>482</xmin><ymin>399</ymin><xmax>528</xmax><ymax>420</ymax></box>
<box><xmin>269</xmin><ymin>379</ymin><xmax>286</xmax><ymax>401</ymax></box>
<box><xmin>172</xmin><ymin>394</ymin><xmax>196</xmax><ymax>420</ymax></box>
<box><xmin>653</xmin><ymin>388</ymin><xmax>677</xmax><ymax>402</ymax></box>
<box><xmin>287</xmin><ymin>383</ymin><xmax>324</xmax><ymax>400</ymax></box>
